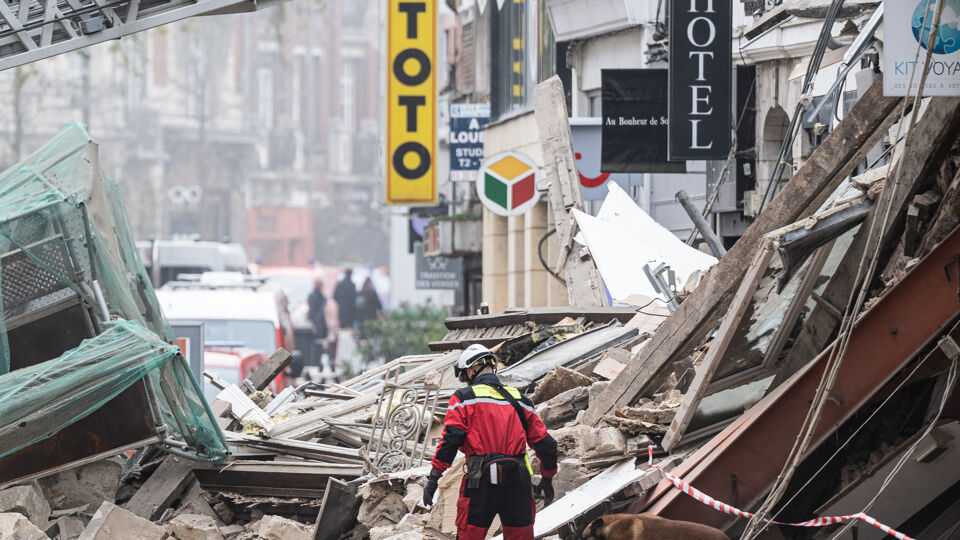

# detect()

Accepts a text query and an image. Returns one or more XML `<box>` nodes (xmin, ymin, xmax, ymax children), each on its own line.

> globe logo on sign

<box><xmin>476</xmin><ymin>152</ymin><xmax>541</xmax><ymax>217</ymax></box>
<box><xmin>912</xmin><ymin>0</ymin><xmax>960</xmax><ymax>54</ymax></box>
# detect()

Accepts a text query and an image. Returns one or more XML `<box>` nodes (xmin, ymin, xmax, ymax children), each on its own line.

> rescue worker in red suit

<box><xmin>420</xmin><ymin>344</ymin><xmax>558</xmax><ymax>539</ymax></box>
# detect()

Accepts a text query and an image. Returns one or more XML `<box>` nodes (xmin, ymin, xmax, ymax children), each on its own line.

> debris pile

<box><xmin>333</xmin><ymin>82</ymin><xmax>960</xmax><ymax>539</ymax></box>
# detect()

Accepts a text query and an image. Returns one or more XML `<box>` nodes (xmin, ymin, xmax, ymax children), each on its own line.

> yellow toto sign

<box><xmin>386</xmin><ymin>0</ymin><xmax>436</xmax><ymax>205</ymax></box>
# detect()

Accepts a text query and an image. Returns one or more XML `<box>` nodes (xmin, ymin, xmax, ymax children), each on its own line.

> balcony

<box><xmin>545</xmin><ymin>0</ymin><xmax>654</xmax><ymax>42</ymax></box>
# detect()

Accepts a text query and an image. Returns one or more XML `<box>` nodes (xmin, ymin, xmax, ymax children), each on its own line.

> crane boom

<box><xmin>0</xmin><ymin>0</ymin><xmax>286</xmax><ymax>71</ymax></box>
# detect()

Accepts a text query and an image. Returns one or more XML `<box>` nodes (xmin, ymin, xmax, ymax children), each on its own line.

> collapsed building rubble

<box><xmin>331</xmin><ymin>81</ymin><xmax>960</xmax><ymax>539</ymax></box>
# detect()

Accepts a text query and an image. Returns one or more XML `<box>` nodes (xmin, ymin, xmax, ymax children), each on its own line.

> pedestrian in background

<box><xmin>356</xmin><ymin>277</ymin><xmax>383</xmax><ymax>324</ymax></box>
<box><xmin>307</xmin><ymin>276</ymin><xmax>328</xmax><ymax>340</ymax></box>
<box><xmin>334</xmin><ymin>268</ymin><xmax>357</xmax><ymax>328</ymax></box>
<box><xmin>307</xmin><ymin>276</ymin><xmax>329</xmax><ymax>369</ymax></box>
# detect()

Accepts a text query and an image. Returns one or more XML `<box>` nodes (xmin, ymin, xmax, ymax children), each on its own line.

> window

<box><xmin>341</xmin><ymin>61</ymin><xmax>354</xmax><ymax>130</ymax></box>
<box><xmin>343</xmin><ymin>1</ymin><xmax>366</xmax><ymax>29</ymax></box>
<box><xmin>258</xmin><ymin>67</ymin><xmax>274</xmax><ymax>129</ymax></box>
<box><xmin>588</xmin><ymin>91</ymin><xmax>602</xmax><ymax>117</ymax></box>
<box><xmin>192</xmin><ymin>319</ymin><xmax>277</xmax><ymax>352</ymax></box>
<box><xmin>490</xmin><ymin>1</ymin><xmax>528</xmax><ymax>120</ymax></box>
<box><xmin>490</xmin><ymin>1</ymin><xmax>556</xmax><ymax>122</ymax></box>
<box><xmin>153</xmin><ymin>32</ymin><xmax>167</xmax><ymax>87</ymax></box>
<box><xmin>258</xmin><ymin>213</ymin><xmax>277</xmax><ymax>233</ymax></box>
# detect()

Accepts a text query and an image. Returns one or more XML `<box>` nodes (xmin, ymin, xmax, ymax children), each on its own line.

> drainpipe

<box><xmin>676</xmin><ymin>189</ymin><xmax>727</xmax><ymax>258</ymax></box>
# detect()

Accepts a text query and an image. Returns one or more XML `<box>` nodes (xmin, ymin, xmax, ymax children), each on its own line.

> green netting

<box><xmin>0</xmin><ymin>321</ymin><xmax>227</xmax><ymax>461</ymax></box>
<box><xmin>0</xmin><ymin>122</ymin><xmax>172</xmax><ymax>374</ymax></box>
<box><xmin>0</xmin><ymin>123</ymin><xmax>227</xmax><ymax>463</ymax></box>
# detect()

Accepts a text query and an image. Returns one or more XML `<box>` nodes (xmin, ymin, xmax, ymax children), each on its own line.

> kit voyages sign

<box><xmin>668</xmin><ymin>0</ymin><xmax>732</xmax><ymax>161</ymax></box>
<box><xmin>386</xmin><ymin>0</ymin><xmax>437</xmax><ymax>205</ymax></box>
<box><xmin>884</xmin><ymin>0</ymin><xmax>960</xmax><ymax>96</ymax></box>
<box><xmin>476</xmin><ymin>152</ymin><xmax>541</xmax><ymax>217</ymax></box>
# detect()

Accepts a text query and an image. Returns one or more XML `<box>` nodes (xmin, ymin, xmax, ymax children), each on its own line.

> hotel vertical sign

<box><xmin>386</xmin><ymin>1</ymin><xmax>437</xmax><ymax>205</ymax></box>
<box><xmin>668</xmin><ymin>0</ymin><xmax>732</xmax><ymax>161</ymax></box>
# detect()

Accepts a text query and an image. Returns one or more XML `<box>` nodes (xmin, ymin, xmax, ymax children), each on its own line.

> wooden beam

<box><xmin>245</xmin><ymin>348</ymin><xmax>292</xmax><ymax>392</ymax></box>
<box><xmin>774</xmin><ymin>96</ymin><xmax>960</xmax><ymax>386</ymax></box>
<box><xmin>224</xmin><ymin>431</ymin><xmax>363</xmax><ymax>462</ymax></box>
<box><xmin>533</xmin><ymin>76</ymin><xmax>608</xmax><ymax>308</ymax></box>
<box><xmin>192</xmin><ymin>461</ymin><xmax>363</xmax><ymax>498</ymax></box>
<box><xmin>583</xmin><ymin>76</ymin><xmax>903</xmax><ymax>425</ymax></box>
<box><xmin>661</xmin><ymin>242</ymin><xmax>774</xmax><ymax>451</ymax></box>
<box><xmin>904</xmin><ymin>204</ymin><xmax>920</xmax><ymax>257</ymax></box>
<box><xmin>743</xmin><ymin>3</ymin><xmax>790</xmax><ymax>40</ymax></box>
<box><xmin>443</xmin><ymin>311</ymin><xmax>528</xmax><ymax>330</ymax></box>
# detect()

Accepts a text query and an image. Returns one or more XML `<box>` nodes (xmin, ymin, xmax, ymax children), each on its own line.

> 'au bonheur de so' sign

<box><xmin>668</xmin><ymin>0</ymin><xmax>731</xmax><ymax>161</ymax></box>
<box><xmin>387</xmin><ymin>1</ymin><xmax>437</xmax><ymax>205</ymax></box>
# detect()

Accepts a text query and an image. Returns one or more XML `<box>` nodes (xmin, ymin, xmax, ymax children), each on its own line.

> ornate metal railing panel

<box><xmin>366</xmin><ymin>376</ymin><xmax>441</xmax><ymax>474</ymax></box>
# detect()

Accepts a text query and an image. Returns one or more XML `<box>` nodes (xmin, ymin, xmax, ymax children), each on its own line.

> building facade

<box><xmin>0</xmin><ymin>1</ymin><xmax>389</xmax><ymax>269</ymax></box>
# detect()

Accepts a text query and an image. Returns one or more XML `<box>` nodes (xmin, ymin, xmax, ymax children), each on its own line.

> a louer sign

<box><xmin>668</xmin><ymin>0</ymin><xmax>732</xmax><ymax>161</ymax></box>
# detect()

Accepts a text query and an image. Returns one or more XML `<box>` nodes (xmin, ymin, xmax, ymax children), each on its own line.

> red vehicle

<box><xmin>201</xmin><ymin>349</ymin><xmax>270</xmax><ymax>402</ymax></box>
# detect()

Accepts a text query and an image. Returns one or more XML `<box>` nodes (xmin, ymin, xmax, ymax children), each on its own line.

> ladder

<box><xmin>0</xmin><ymin>0</ymin><xmax>286</xmax><ymax>71</ymax></box>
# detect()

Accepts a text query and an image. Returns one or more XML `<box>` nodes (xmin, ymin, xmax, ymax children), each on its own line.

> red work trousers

<box><xmin>455</xmin><ymin>472</ymin><xmax>535</xmax><ymax>540</ymax></box>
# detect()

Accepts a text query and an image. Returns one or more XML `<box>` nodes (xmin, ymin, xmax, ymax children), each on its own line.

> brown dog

<box><xmin>580</xmin><ymin>513</ymin><xmax>729</xmax><ymax>540</ymax></box>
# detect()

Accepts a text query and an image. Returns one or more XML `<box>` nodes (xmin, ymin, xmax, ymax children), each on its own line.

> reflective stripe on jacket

<box><xmin>431</xmin><ymin>372</ymin><xmax>558</xmax><ymax>478</ymax></box>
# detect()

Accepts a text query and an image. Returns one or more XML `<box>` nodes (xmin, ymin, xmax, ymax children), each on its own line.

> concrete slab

<box><xmin>77</xmin><ymin>502</ymin><xmax>165</xmax><ymax>540</ymax></box>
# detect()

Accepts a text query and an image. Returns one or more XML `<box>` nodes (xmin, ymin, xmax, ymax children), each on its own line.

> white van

<box><xmin>136</xmin><ymin>240</ymin><xmax>249</xmax><ymax>286</ymax></box>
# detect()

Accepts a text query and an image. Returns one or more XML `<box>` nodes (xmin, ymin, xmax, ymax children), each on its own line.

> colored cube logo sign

<box><xmin>476</xmin><ymin>151</ymin><xmax>541</xmax><ymax>217</ymax></box>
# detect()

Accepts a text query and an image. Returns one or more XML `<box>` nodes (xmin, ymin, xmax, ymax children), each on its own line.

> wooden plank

<box><xmin>245</xmin><ymin>348</ymin><xmax>292</xmax><ymax>392</ymax></box>
<box><xmin>904</xmin><ymin>204</ymin><xmax>920</xmax><ymax>257</ymax></box>
<box><xmin>533</xmin><ymin>76</ymin><xmax>607</xmax><ymax>308</ymax></box>
<box><xmin>329</xmin><ymin>383</ymin><xmax>364</xmax><ymax>397</ymax></box>
<box><xmin>217</xmin><ymin>385</ymin><xmax>275</xmax><ymax>431</ymax></box>
<box><xmin>443</xmin><ymin>311</ymin><xmax>527</xmax><ymax>330</ymax></box>
<box><xmin>582</xmin><ymin>76</ymin><xmax>903</xmax><ymax>425</ymax></box>
<box><xmin>661</xmin><ymin>243</ymin><xmax>774</xmax><ymax>451</ymax></box>
<box><xmin>124</xmin><ymin>456</ymin><xmax>195</xmax><ymax>520</ymax></box>
<box><xmin>743</xmin><ymin>3</ymin><xmax>790</xmax><ymax>40</ymax></box>
<box><xmin>524</xmin><ymin>306</ymin><xmax>638</xmax><ymax>324</ymax></box>
<box><xmin>313</xmin><ymin>478</ymin><xmax>361</xmax><ymax>540</ymax></box>
<box><xmin>192</xmin><ymin>461</ymin><xmax>363</xmax><ymax>498</ymax></box>
<box><xmin>774</xmin><ymin>96</ymin><xmax>960</xmax><ymax>386</ymax></box>
<box><xmin>428</xmin><ymin>336</ymin><xmax>511</xmax><ymax>351</ymax></box>
<box><xmin>338</xmin><ymin>354</ymin><xmax>436</xmax><ymax>389</ymax></box>
<box><xmin>224</xmin><ymin>431</ymin><xmax>363</xmax><ymax>462</ymax></box>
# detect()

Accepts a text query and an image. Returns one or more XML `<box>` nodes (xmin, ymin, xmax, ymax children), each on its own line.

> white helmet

<box><xmin>455</xmin><ymin>344</ymin><xmax>496</xmax><ymax>382</ymax></box>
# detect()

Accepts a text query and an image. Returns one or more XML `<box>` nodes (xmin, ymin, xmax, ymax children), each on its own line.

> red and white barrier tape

<box><xmin>646</xmin><ymin>447</ymin><xmax>913</xmax><ymax>540</ymax></box>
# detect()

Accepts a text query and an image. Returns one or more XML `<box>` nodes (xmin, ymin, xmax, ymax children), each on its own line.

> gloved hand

<box><xmin>535</xmin><ymin>476</ymin><xmax>555</xmax><ymax>506</ymax></box>
<box><xmin>420</xmin><ymin>469</ymin><xmax>442</xmax><ymax>508</ymax></box>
